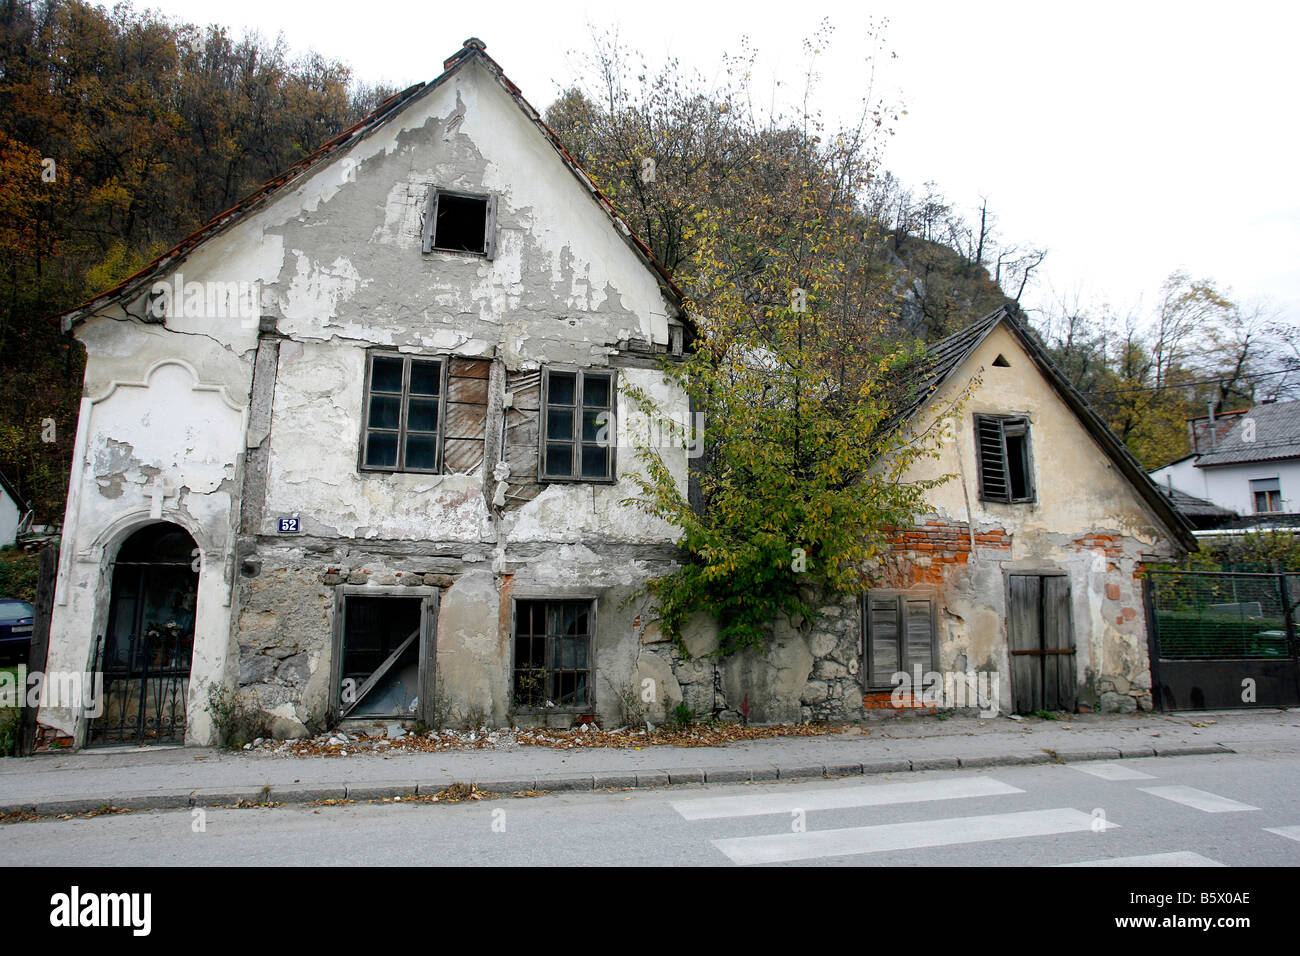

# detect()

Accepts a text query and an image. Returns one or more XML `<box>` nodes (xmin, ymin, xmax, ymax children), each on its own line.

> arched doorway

<box><xmin>89</xmin><ymin>522</ymin><xmax>199</xmax><ymax>745</ymax></box>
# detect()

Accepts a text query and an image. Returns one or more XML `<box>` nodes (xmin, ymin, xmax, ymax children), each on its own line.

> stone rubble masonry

<box><xmin>229</xmin><ymin>512</ymin><xmax>1163</xmax><ymax>736</ymax></box>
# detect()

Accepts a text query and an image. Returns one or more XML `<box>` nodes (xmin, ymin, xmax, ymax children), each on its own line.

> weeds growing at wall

<box><xmin>207</xmin><ymin>684</ymin><xmax>272</xmax><ymax>748</ymax></box>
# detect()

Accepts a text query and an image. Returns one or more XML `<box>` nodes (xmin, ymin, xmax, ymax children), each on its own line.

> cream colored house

<box><xmin>865</xmin><ymin>306</ymin><xmax>1196</xmax><ymax>714</ymax></box>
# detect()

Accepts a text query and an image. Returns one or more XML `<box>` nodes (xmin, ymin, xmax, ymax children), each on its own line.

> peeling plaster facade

<box><xmin>630</xmin><ymin>319</ymin><xmax>1189</xmax><ymax>725</ymax></box>
<box><xmin>40</xmin><ymin>44</ymin><xmax>691</xmax><ymax>745</ymax></box>
<box><xmin>38</xmin><ymin>45</ymin><xmax>1187</xmax><ymax>748</ymax></box>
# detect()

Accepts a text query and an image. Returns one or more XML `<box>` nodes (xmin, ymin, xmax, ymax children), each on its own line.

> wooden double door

<box><xmin>1007</xmin><ymin>574</ymin><xmax>1077</xmax><ymax>713</ymax></box>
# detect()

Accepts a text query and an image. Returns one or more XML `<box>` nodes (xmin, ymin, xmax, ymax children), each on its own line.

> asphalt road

<box><xmin>3</xmin><ymin>751</ymin><xmax>1298</xmax><ymax>866</ymax></box>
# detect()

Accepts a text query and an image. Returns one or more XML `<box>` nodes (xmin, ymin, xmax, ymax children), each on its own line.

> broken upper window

<box><xmin>513</xmin><ymin>599</ymin><xmax>594</xmax><ymax>710</ymax></box>
<box><xmin>361</xmin><ymin>352</ymin><xmax>446</xmax><ymax>473</ymax></box>
<box><xmin>540</xmin><ymin>368</ymin><xmax>615</xmax><ymax>481</ymax></box>
<box><xmin>422</xmin><ymin>188</ymin><xmax>496</xmax><ymax>257</ymax></box>
<box><xmin>975</xmin><ymin>413</ymin><xmax>1035</xmax><ymax>504</ymax></box>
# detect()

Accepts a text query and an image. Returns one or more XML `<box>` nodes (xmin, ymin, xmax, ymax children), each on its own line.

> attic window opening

<box><xmin>423</xmin><ymin>188</ymin><xmax>496</xmax><ymax>257</ymax></box>
<box><xmin>992</xmin><ymin>354</ymin><xmax>1011</xmax><ymax>367</ymax></box>
<box><xmin>975</xmin><ymin>414</ymin><xmax>1035</xmax><ymax>504</ymax></box>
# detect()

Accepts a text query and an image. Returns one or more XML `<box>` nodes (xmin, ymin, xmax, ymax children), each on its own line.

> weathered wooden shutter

<box><xmin>502</xmin><ymin>369</ymin><xmax>544</xmax><ymax>508</ymax></box>
<box><xmin>442</xmin><ymin>357</ymin><xmax>490</xmax><ymax>473</ymax></box>
<box><xmin>975</xmin><ymin>414</ymin><xmax>1010</xmax><ymax>502</ymax></box>
<box><xmin>903</xmin><ymin>596</ymin><xmax>936</xmax><ymax>675</ymax></box>
<box><xmin>421</xmin><ymin>189</ymin><xmax>439</xmax><ymax>253</ymax></box>
<box><xmin>483</xmin><ymin>194</ymin><xmax>498</xmax><ymax>259</ymax></box>
<box><xmin>865</xmin><ymin>591</ymin><xmax>901</xmax><ymax>688</ymax></box>
<box><xmin>865</xmin><ymin>591</ymin><xmax>936</xmax><ymax>687</ymax></box>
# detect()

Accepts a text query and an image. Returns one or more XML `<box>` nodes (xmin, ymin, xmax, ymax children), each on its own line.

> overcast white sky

<box><xmin>134</xmin><ymin>0</ymin><xmax>1299</xmax><ymax>326</ymax></box>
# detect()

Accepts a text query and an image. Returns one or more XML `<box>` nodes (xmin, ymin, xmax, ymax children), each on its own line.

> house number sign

<box><xmin>277</xmin><ymin>516</ymin><xmax>301</xmax><ymax>533</ymax></box>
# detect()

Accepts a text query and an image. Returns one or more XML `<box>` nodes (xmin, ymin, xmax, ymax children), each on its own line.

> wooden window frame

<box><xmin>328</xmin><ymin>585</ymin><xmax>440</xmax><ymax>725</ymax></box>
<box><xmin>974</xmin><ymin>413</ymin><xmax>1036</xmax><ymax>504</ymax></box>
<box><xmin>538</xmin><ymin>366</ymin><xmax>618</xmax><ymax>484</ymax></box>
<box><xmin>1250</xmin><ymin>477</ymin><xmax>1282</xmax><ymax>514</ymax></box>
<box><xmin>421</xmin><ymin>187</ymin><xmax>497</xmax><ymax>259</ymax></box>
<box><xmin>861</xmin><ymin>589</ymin><xmax>938</xmax><ymax>691</ymax></box>
<box><xmin>509</xmin><ymin>595</ymin><xmax>598</xmax><ymax>713</ymax></box>
<box><xmin>358</xmin><ymin>350</ymin><xmax>448</xmax><ymax>475</ymax></box>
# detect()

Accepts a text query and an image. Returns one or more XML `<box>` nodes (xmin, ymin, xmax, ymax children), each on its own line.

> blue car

<box><xmin>0</xmin><ymin>600</ymin><xmax>34</xmax><ymax>663</ymax></box>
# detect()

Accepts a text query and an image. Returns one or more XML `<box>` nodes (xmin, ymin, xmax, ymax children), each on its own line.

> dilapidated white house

<box><xmin>41</xmin><ymin>38</ymin><xmax>692</xmax><ymax>746</ymax></box>
<box><xmin>37</xmin><ymin>39</ymin><xmax>1195</xmax><ymax>749</ymax></box>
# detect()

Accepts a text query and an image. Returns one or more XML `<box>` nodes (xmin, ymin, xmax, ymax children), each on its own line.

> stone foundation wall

<box><xmin>878</xmin><ymin>518</ymin><xmax>1158</xmax><ymax>714</ymax></box>
<box><xmin>227</xmin><ymin>515</ymin><xmax>1164</xmax><ymax>739</ymax></box>
<box><xmin>230</xmin><ymin>536</ymin><xmax>677</xmax><ymax>737</ymax></box>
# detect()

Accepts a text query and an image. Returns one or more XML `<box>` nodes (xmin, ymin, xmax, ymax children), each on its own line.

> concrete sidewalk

<box><xmin>2</xmin><ymin>709</ymin><xmax>1297</xmax><ymax>815</ymax></box>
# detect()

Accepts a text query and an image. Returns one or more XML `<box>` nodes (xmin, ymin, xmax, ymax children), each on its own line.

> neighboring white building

<box><xmin>1150</xmin><ymin>400</ymin><xmax>1300</xmax><ymax>525</ymax></box>
<box><xmin>0</xmin><ymin>470</ymin><xmax>30</xmax><ymax>548</ymax></box>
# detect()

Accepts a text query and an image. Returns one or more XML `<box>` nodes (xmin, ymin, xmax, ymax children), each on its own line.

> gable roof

<box><xmin>1155</xmin><ymin>485</ymin><xmax>1235</xmax><ymax>520</ymax></box>
<box><xmin>0</xmin><ymin>469</ymin><xmax>28</xmax><ymax>511</ymax></box>
<box><xmin>903</xmin><ymin>305</ymin><xmax>1197</xmax><ymax>551</ymax></box>
<box><xmin>1195</xmin><ymin>399</ymin><xmax>1300</xmax><ymax>467</ymax></box>
<box><xmin>55</xmin><ymin>37</ymin><xmax>682</xmax><ymax>333</ymax></box>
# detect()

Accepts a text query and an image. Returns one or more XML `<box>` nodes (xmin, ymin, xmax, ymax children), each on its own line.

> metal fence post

<box><xmin>1143</xmin><ymin>571</ymin><xmax>1163</xmax><ymax>712</ymax></box>
<box><xmin>1279</xmin><ymin>573</ymin><xmax>1299</xmax><ymax>662</ymax></box>
<box><xmin>1280</xmin><ymin>574</ymin><xmax>1300</xmax><ymax>706</ymax></box>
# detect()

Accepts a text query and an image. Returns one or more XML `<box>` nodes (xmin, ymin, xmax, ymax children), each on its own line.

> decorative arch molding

<box><xmin>84</xmin><ymin>357</ymin><xmax>246</xmax><ymax>413</ymax></box>
<box><xmin>79</xmin><ymin>508</ymin><xmax>216</xmax><ymax>567</ymax></box>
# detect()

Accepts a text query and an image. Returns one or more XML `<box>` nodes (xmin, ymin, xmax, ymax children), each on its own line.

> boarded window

<box><xmin>863</xmin><ymin>590</ymin><xmax>936</xmax><ymax>689</ymax></box>
<box><xmin>540</xmin><ymin>368</ymin><xmax>615</xmax><ymax>481</ymax></box>
<box><xmin>422</xmin><ymin>188</ymin><xmax>497</xmax><ymax>258</ymax></box>
<box><xmin>361</xmin><ymin>352</ymin><xmax>446</xmax><ymax>472</ymax></box>
<box><xmin>975</xmin><ymin>414</ymin><xmax>1034</xmax><ymax>503</ymax></box>
<box><xmin>513</xmin><ymin>599</ymin><xmax>594</xmax><ymax>709</ymax></box>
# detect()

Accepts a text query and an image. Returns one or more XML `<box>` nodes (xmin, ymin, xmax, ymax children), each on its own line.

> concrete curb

<box><xmin>0</xmin><ymin>744</ymin><xmax>1236</xmax><ymax>818</ymax></box>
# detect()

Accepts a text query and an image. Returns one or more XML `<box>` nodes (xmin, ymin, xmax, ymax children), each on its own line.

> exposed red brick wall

<box><xmin>880</xmin><ymin>520</ymin><xmax>1009</xmax><ymax>586</ymax></box>
<box><xmin>1072</xmin><ymin>533</ymin><xmax>1123</xmax><ymax>573</ymax></box>
<box><xmin>862</xmin><ymin>690</ymin><xmax>936</xmax><ymax>715</ymax></box>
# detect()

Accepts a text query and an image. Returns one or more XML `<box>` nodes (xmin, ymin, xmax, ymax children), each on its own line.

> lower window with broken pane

<box><xmin>512</xmin><ymin>599</ymin><xmax>594</xmax><ymax>710</ymax></box>
<box><xmin>338</xmin><ymin>596</ymin><xmax>423</xmax><ymax>718</ymax></box>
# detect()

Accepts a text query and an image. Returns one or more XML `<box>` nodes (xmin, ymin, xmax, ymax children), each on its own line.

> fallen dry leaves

<box><xmin>256</xmin><ymin>720</ymin><xmax>851</xmax><ymax>759</ymax></box>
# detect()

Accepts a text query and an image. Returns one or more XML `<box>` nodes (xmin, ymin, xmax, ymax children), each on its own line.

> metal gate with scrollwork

<box><xmin>88</xmin><ymin>523</ymin><xmax>198</xmax><ymax>746</ymax></box>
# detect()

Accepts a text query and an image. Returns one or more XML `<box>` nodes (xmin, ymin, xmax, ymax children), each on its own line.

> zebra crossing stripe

<box><xmin>1069</xmin><ymin>762</ymin><xmax>1155</xmax><ymax>781</ymax></box>
<box><xmin>1057</xmin><ymin>851</ymin><xmax>1223</xmax><ymax>867</ymax></box>
<box><xmin>712</xmin><ymin>808</ymin><xmax>1114</xmax><ymax>865</ymax></box>
<box><xmin>1263</xmin><ymin>825</ymin><xmax>1300</xmax><ymax>842</ymax></box>
<box><xmin>673</xmin><ymin>776</ymin><xmax>1023</xmax><ymax>821</ymax></box>
<box><xmin>1138</xmin><ymin>786</ymin><xmax>1259</xmax><ymax>813</ymax></box>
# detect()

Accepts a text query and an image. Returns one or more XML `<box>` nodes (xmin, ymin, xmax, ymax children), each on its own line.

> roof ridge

<box><xmin>55</xmin><ymin>36</ymin><xmax>681</xmax><ymax>331</ymax></box>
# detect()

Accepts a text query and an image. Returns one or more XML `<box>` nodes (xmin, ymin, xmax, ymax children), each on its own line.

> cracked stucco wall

<box><xmin>42</xmin><ymin>320</ymin><xmax>254</xmax><ymax>744</ymax></box>
<box><xmin>885</xmin><ymin>322</ymin><xmax>1182</xmax><ymax>712</ymax></box>
<box><xmin>42</xmin><ymin>55</ymin><xmax>689</xmax><ymax>744</ymax></box>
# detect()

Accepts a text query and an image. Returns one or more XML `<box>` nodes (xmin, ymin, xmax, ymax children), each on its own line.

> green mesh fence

<box><xmin>1149</xmin><ymin>571</ymin><xmax>1298</xmax><ymax>660</ymax></box>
